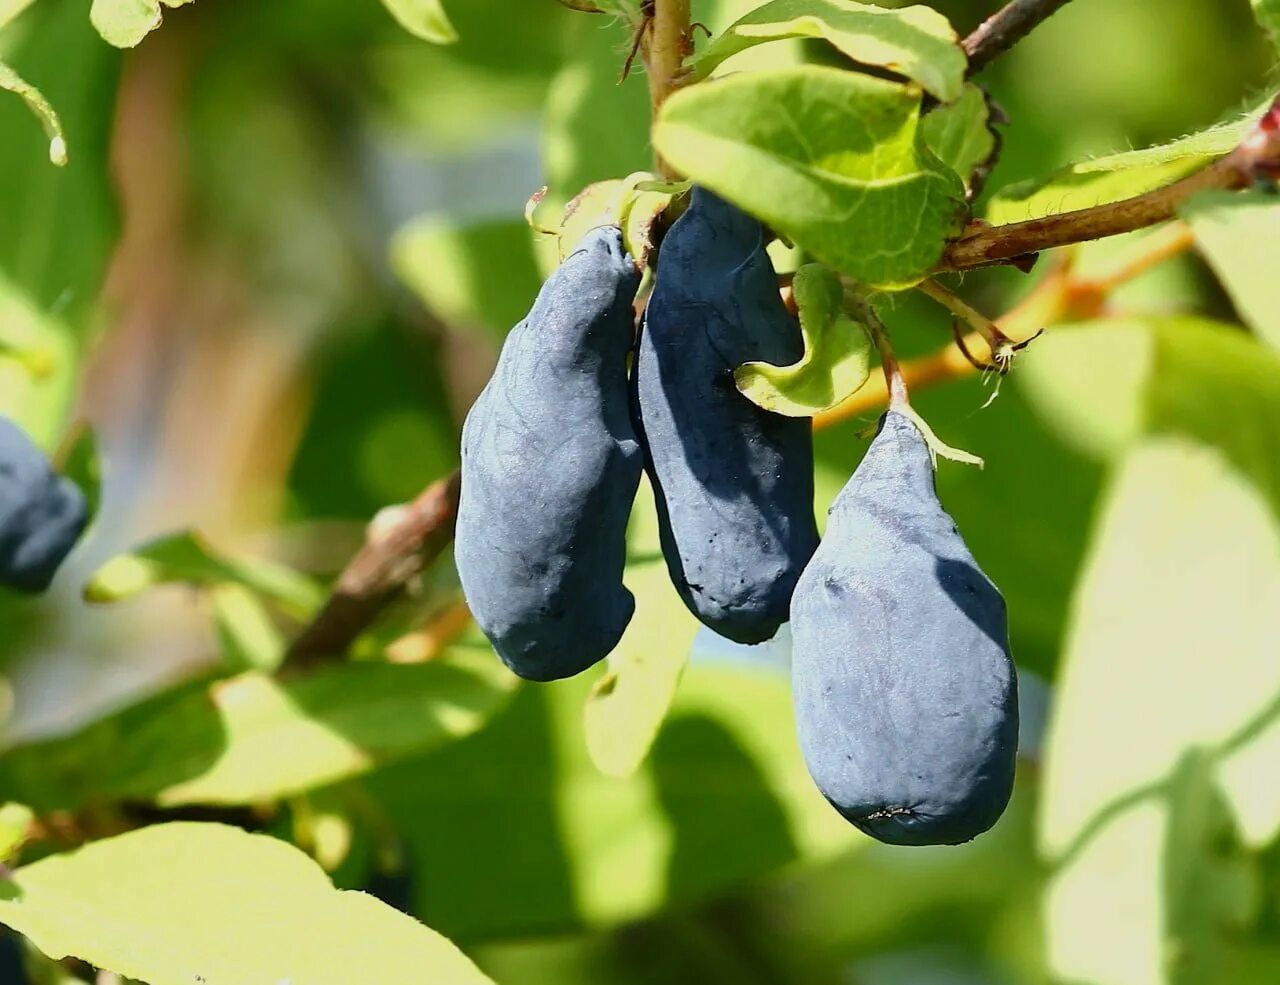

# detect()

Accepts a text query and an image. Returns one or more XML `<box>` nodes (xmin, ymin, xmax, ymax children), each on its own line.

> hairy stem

<box><xmin>941</xmin><ymin>94</ymin><xmax>1280</xmax><ymax>270</ymax></box>
<box><xmin>643</xmin><ymin>0</ymin><xmax>692</xmax><ymax>176</ymax></box>
<box><xmin>963</xmin><ymin>0</ymin><xmax>1075</xmax><ymax>76</ymax></box>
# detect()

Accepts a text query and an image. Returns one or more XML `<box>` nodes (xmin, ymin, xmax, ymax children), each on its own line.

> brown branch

<box><xmin>643</xmin><ymin>0</ymin><xmax>692</xmax><ymax>177</ymax></box>
<box><xmin>940</xmin><ymin>94</ymin><xmax>1280</xmax><ymax>271</ymax></box>
<box><xmin>963</xmin><ymin>0</ymin><xmax>1075</xmax><ymax>76</ymax></box>
<box><xmin>284</xmin><ymin>470</ymin><xmax>461</xmax><ymax>671</ymax></box>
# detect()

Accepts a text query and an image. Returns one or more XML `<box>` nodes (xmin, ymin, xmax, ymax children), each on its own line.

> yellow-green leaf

<box><xmin>1181</xmin><ymin>189</ymin><xmax>1280</xmax><ymax>353</ymax></box>
<box><xmin>83</xmin><ymin>529</ymin><xmax>323</xmax><ymax>617</ymax></box>
<box><xmin>89</xmin><ymin>0</ymin><xmax>195</xmax><ymax>48</ymax></box>
<box><xmin>734</xmin><ymin>264</ymin><xmax>871</xmax><ymax>416</ymax></box>
<box><xmin>986</xmin><ymin>109</ymin><xmax>1259</xmax><ymax>225</ymax></box>
<box><xmin>584</xmin><ymin>479</ymin><xmax>699</xmax><ymax>778</ymax></box>
<box><xmin>690</xmin><ymin>0</ymin><xmax>964</xmax><ymax>102</ymax></box>
<box><xmin>0</xmin><ymin>821</ymin><xmax>492</xmax><ymax>985</ymax></box>
<box><xmin>379</xmin><ymin>0</ymin><xmax>457</xmax><ymax>43</ymax></box>
<box><xmin>0</xmin><ymin>637</ymin><xmax>518</xmax><ymax>809</ymax></box>
<box><xmin>655</xmin><ymin>66</ymin><xmax>964</xmax><ymax>289</ymax></box>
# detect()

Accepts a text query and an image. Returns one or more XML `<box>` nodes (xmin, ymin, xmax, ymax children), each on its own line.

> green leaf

<box><xmin>1181</xmin><ymin>189</ymin><xmax>1280</xmax><ymax>352</ymax></box>
<box><xmin>654</xmin><ymin>66</ymin><xmax>965</xmax><ymax>289</ymax></box>
<box><xmin>211</xmin><ymin>583</ymin><xmax>286</xmax><ymax>674</ymax></box>
<box><xmin>0</xmin><ymin>0</ymin><xmax>39</xmax><ymax>31</ymax></box>
<box><xmin>1038</xmin><ymin>319</ymin><xmax>1280</xmax><ymax>983</ymax></box>
<box><xmin>83</xmin><ymin>530</ymin><xmax>323</xmax><ymax>617</ymax></box>
<box><xmin>0</xmin><ymin>1</ymin><xmax>119</xmax><ymax>444</ymax></box>
<box><xmin>0</xmin><ymin>60</ymin><xmax>65</xmax><ymax>165</ymax></box>
<box><xmin>370</xmin><ymin>660</ymin><xmax>857</xmax><ymax>937</ymax></box>
<box><xmin>0</xmin><ymin>803</ymin><xmax>33</xmax><ymax>862</ymax></box>
<box><xmin>921</xmin><ymin>83</ymin><xmax>998</xmax><ymax>196</ymax></box>
<box><xmin>583</xmin><ymin>479</ymin><xmax>699</xmax><ymax>778</ymax></box>
<box><xmin>390</xmin><ymin>218</ymin><xmax>544</xmax><ymax>341</ymax></box>
<box><xmin>734</xmin><ymin>264</ymin><xmax>871</xmax><ymax>416</ymax></box>
<box><xmin>0</xmin><ymin>636</ymin><xmax>518</xmax><ymax>809</ymax></box>
<box><xmin>986</xmin><ymin>109</ymin><xmax>1258</xmax><ymax>225</ymax></box>
<box><xmin>0</xmin><ymin>821</ymin><xmax>492</xmax><ymax>985</ymax></box>
<box><xmin>1253</xmin><ymin>0</ymin><xmax>1280</xmax><ymax>49</ymax></box>
<box><xmin>89</xmin><ymin>0</ymin><xmax>195</xmax><ymax>48</ymax></box>
<box><xmin>379</xmin><ymin>0</ymin><xmax>457</xmax><ymax>43</ymax></box>
<box><xmin>690</xmin><ymin>0</ymin><xmax>965</xmax><ymax>102</ymax></box>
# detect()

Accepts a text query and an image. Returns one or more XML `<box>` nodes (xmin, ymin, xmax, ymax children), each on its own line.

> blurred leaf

<box><xmin>1041</xmin><ymin>320</ymin><xmax>1280</xmax><ymax>863</ymax></box>
<box><xmin>51</xmin><ymin>421</ymin><xmax>100</xmax><ymax>525</ymax></box>
<box><xmin>1039</xmin><ymin>318</ymin><xmax>1280</xmax><ymax>977</ymax></box>
<box><xmin>379</xmin><ymin>0</ymin><xmax>457</xmax><ymax>43</ymax></box>
<box><xmin>211</xmin><ymin>583</ymin><xmax>285</xmax><ymax>674</ymax></box>
<box><xmin>584</xmin><ymin>478</ymin><xmax>699</xmax><ymax>778</ymax></box>
<box><xmin>690</xmin><ymin>0</ymin><xmax>964</xmax><ymax>102</ymax></box>
<box><xmin>0</xmin><ymin>60</ymin><xmax>64</xmax><ymax>165</ymax></box>
<box><xmin>391</xmin><ymin>217</ymin><xmax>543</xmax><ymax>340</ymax></box>
<box><xmin>655</xmin><ymin>66</ymin><xmax>964</xmax><ymax>289</ymax></box>
<box><xmin>921</xmin><ymin>83</ymin><xmax>997</xmax><ymax>196</ymax></box>
<box><xmin>0</xmin><ymin>0</ymin><xmax>38</xmax><ymax>30</ymax></box>
<box><xmin>1253</xmin><ymin>0</ymin><xmax>1280</xmax><ymax>48</ymax></box>
<box><xmin>83</xmin><ymin>530</ymin><xmax>323</xmax><ymax>616</ymax></box>
<box><xmin>0</xmin><ymin>821</ymin><xmax>492</xmax><ymax>984</ymax></box>
<box><xmin>0</xmin><ymin>0</ymin><xmax>119</xmax><ymax>444</ymax></box>
<box><xmin>1046</xmin><ymin>755</ymin><xmax>1257</xmax><ymax>985</ymax></box>
<box><xmin>986</xmin><ymin>109</ymin><xmax>1258</xmax><ymax>224</ymax></box>
<box><xmin>734</xmin><ymin>264</ymin><xmax>871</xmax><ymax>416</ymax></box>
<box><xmin>369</xmin><ymin>659</ymin><xmax>856</xmax><ymax>938</ymax></box>
<box><xmin>1181</xmin><ymin>189</ymin><xmax>1280</xmax><ymax>352</ymax></box>
<box><xmin>0</xmin><ymin>803</ymin><xmax>32</xmax><ymax>861</ymax></box>
<box><xmin>0</xmin><ymin>637</ymin><xmax>518</xmax><ymax>809</ymax></box>
<box><xmin>89</xmin><ymin>0</ymin><xmax>194</xmax><ymax>48</ymax></box>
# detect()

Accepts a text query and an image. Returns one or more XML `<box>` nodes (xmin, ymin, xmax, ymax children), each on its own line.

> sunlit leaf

<box><xmin>211</xmin><ymin>583</ymin><xmax>286</xmax><ymax>674</ymax></box>
<box><xmin>89</xmin><ymin>0</ymin><xmax>194</xmax><ymax>48</ymax></box>
<box><xmin>655</xmin><ymin>66</ymin><xmax>964</xmax><ymax>289</ymax></box>
<box><xmin>584</xmin><ymin>479</ymin><xmax>699</xmax><ymax>778</ymax></box>
<box><xmin>0</xmin><ymin>635</ymin><xmax>518</xmax><ymax>809</ymax></box>
<box><xmin>379</xmin><ymin>0</ymin><xmax>457</xmax><ymax>43</ymax></box>
<box><xmin>1039</xmin><ymin>318</ymin><xmax>1280</xmax><ymax>984</ymax></box>
<box><xmin>1181</xmin><ymin>189</ymin><xmax>1280</xmax><ymax>352</ymax></box>
<box><xmin>0</xmin><ymin>822</ymin><xmax>492</xmax><ymax>984</ymax></box>
<box><xmin>391</xmin><ymin>218</ymin><xmax>543</xmax><ymax>340</ymax></box>
<box><xmin>690</xmin><ymin>0</ymin><xmax>964</xmax><ymax>102</ymax></box>
<box><xmin>734</xmin><ymin>264</ymin><xmax>871</xmax><ymax>416</ymax></box>
<box><xmin>986</xmin><ymin>109</ymin><xmax>1258</xmax><ymax>225</ymax></box>
<box><xmin>83</xmin><ymin>530</ymin><xmax>323</xmax><ymax>617</ymax></box>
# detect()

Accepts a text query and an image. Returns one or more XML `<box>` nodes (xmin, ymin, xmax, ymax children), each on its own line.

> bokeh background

<box><xmin>1</xmin><ymin>0</ymin><xmax>1278</xmax><ymax>982</ymax></box>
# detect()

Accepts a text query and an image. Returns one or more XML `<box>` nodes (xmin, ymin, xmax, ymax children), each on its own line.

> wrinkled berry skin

<box><xmin>0</xmin><ymin>417</ymin><xmax>88</xmax><ymax>593</ymax></box>
<box><xmin>455</xmin><ymin>226</ymin><xmax>642</xmax><ymax>682</ymax></box>
<box><xmin>634</xmin><ymin>188</ymin><xmax>818</xmax><ymax>644</ymax></box>
<box><xmin>791</xmin><ymin>410</ymin><xmax>1018</xmax><ymax>846</ymax></box>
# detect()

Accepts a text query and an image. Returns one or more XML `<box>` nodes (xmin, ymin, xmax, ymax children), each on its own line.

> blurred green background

<box><xmin>1</xmin><ymin>0</ymin><xmax>1279</xmax><ymax>983</ymax></box>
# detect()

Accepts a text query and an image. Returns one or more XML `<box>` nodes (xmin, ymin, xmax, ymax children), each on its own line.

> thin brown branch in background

<box><xmin>962</xmin><ymin>0</ymin><xmax>1075</xmax><ymax>76</ymax></box>
<box><xmin>284</xmin><ymin>470</ymin><xmax>461</xmax><ymax>671</ymax></box>
<box><xmin>941</xmin><ymin>94</ymin><xmax>1280</xmax><ymax>270</ymax></box>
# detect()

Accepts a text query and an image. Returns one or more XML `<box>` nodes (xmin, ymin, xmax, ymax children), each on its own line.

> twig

<box><xmin>963</xmin><ymin>0</ymin><xmax>1075</xmax><ymax>76</ymax></box>
<box><xmin>284</xmin><ymin>470</ymin><xmax>462</xmax><ymax>671</ymax></box>
<box><xmin>940</xmin><ymin>94</ymin><xmax>1280</xmax><ymax>270</ymax></box>
<box><xmin>815</xmin><ymin>215</ymin><xmax>1203</xmax><ymax>431</ymax></box>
